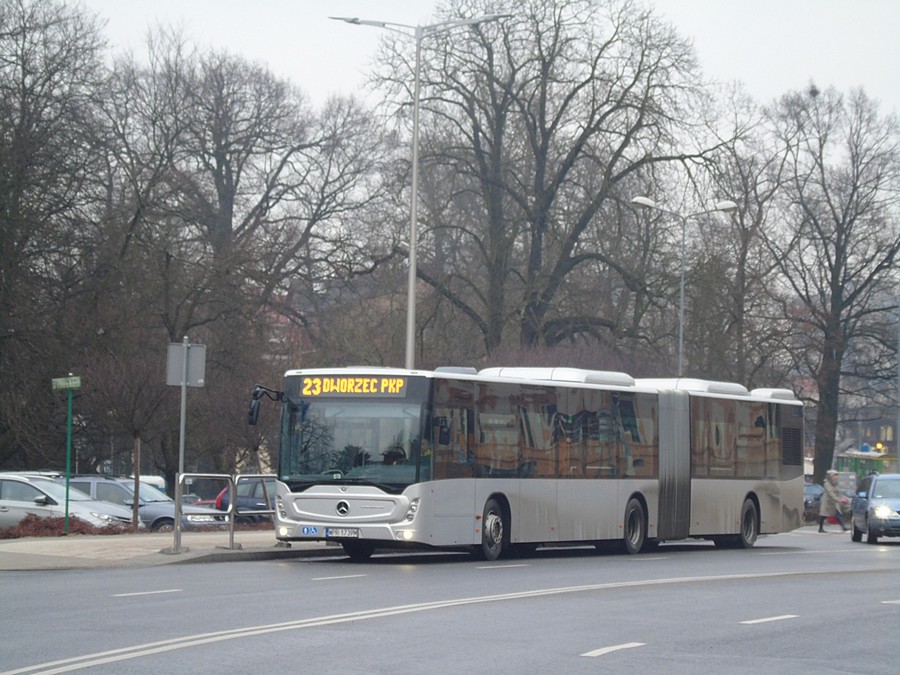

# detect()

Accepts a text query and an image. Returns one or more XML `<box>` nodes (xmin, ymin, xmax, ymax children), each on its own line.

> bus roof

<box><xmin>478</xmin><ymin>367</ymin><xmax>635</xmax><ymax>387</ymax></box>
<box><xmin>282</xmin><ymin>367</ymin><xmax>798</xmax><ymax>401</ymax></box>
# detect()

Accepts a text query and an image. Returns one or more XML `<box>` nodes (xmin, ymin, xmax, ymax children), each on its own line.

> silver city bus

<box><xmin>250</xmin><ymin>366</ymin><xmax>804</xmax><ymax>561</ymax></box>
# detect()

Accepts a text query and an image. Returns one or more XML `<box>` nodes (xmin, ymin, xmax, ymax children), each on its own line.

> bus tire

<box><xmin>479</xmin><ymin>498</ymin><xmax>506</xmax><ymax>561</ymax></box>
<box><xmin>622</xmin><ymin>497</ymin><xmax>646</xmax><ymax>555</ymax></box>
<box><xmin>736</xmin><ymin>498</ymin><xmax>758</xmax><ymax>548</ymax></box>
<box><xmin>342</xmin><ymin>540</ymin><xmax>375</xmax><ymax>561</ymax></box>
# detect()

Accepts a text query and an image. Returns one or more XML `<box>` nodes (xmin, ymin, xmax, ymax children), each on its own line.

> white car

<box><xmin>0</xmin><ymin>473</ymin><xmax>136</xmax><ymax>530</ymax></box>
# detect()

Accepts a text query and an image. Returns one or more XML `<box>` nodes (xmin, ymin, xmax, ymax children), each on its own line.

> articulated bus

<box><xmin>252</xmin><ymin>366</ymin><xmax>804</xmax><ymax>560</ymax></box>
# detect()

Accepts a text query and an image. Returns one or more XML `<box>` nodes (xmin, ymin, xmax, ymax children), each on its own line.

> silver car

<box><xmin>850</xmin><ymin>473</ymin><xmax>900</xmax><ymax>544</ymax></box>
<box><xmin>0</xmin><ymin>474</ymin><xmax>135</xmax><ymax>530</ymax></box>
<box><xmin>65</xmin><ymin>475</ymin><xmax>228</xmax><ymax>531</ymax></box>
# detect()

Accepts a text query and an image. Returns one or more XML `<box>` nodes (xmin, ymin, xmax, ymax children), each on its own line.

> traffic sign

<box><xmin>51</xmin><ymin>376</ymin><xmax>81</xmax><ymax>391</ymax></box>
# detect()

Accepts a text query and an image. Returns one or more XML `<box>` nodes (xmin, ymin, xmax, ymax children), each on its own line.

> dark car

<box><xmin>803</xmin><ymin>483</ymin><xmax>824</xmax><ymax>521</ymax></box>
<box><xmin>850</xmin><ymin>473</ymin><xmax>900</xmax><ymax>544</ymax></box>
<box><xmin>214</xmin><ymin>477</ymin><xmax>276</xmax><ymax>523</ymax></box>
<box><xmin>62</xmin><ymin>475</ymin><xmax>228</xmax><ymax>531</ymax></box>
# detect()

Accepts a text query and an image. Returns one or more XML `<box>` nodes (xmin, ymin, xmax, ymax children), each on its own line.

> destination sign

<box><xmin>301</xmin><ymin>376</ymin><xmax>407</xmax><ymax>397</ymax></box>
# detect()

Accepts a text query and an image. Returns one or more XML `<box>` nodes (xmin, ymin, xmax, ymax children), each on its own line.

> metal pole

<box><xmin>677</xmin><ymin>215</ymin><xmax>686</xmax><ymax>378</ymax></box>
<box><xmin>405</xmin><ymin>29</ymin><xmax>423</xmax><ymax>371</ymax></box>
<box><xmin>330</xmin><ymin>15</ymin><xmax>510</xmax><ymax>371</ymax></box>
<box><xmin>64</xmin><ymin>388</ymin><xmax>73</xmax><ymax>533</ymax></box>
<box><xmin>630</xmin><ymin>197</ymin><xmax>737</xmax><ymax>378</ymax></box>
<box><xmin>174</xmin><ymin>336</ymin><xmax>188</xmax><ymax>553</ymax></box>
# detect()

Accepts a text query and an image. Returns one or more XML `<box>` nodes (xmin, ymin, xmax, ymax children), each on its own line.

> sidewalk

<box><xmin>0</xmin><ymin>528</ymin><xmax>338</xmax><ymax>571</ymax></box>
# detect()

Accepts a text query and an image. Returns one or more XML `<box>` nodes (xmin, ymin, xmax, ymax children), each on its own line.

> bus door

<box><xmin>429</xmin><ymin>380</ymin><xmax>475</xmax><ymax>527</ymax></box>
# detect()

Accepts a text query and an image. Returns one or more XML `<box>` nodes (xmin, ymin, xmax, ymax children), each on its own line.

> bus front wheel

<box><xmin>479</xmin><ymin>498</ymin><xmax>506</xmax><ymax>561</ymax></box>
<box><xmin>622</xmin><ymin>497</ymin><xmax>646</xmax><ymax>555</ymax></box>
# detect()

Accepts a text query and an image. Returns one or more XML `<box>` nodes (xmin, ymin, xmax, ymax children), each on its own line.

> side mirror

<box><xmin>248</xmin><ymin>397</ymin><xmax>261</xmax><ymax>426</ymax></box>
<box><xmin>33</xmin><ymin>495</ymin><xmax>53</xmax><ymax>506</ymax></box>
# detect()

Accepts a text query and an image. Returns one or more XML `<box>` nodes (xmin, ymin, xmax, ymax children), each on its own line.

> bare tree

<box><xmin>0</xmin><ymin>0</ymin><xmax>106</xmax><ymax>468</ymax></box>
<box><xmin>766</xmin><ymin>86</ymin><xmax>900</xmax><ymax>483</ymax></box>
<box><xmin>689</xmin><ymin>86</ymin><xmax>794</xmax><ymax>385</ymax></box>
<box><xmin>374</xmin><ymin>0</ymin><xmax>715</xmax><ymax>362</ymax></box>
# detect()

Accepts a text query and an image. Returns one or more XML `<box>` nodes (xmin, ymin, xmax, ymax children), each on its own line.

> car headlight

<box><xmin>185</xmin><ymin>514</ymin><xmax>218</xmax><ymax>523</ymax></box>
<box><xmin>873</xmin><ymin>505</ymin><xmax>894</xmax><ymax>519</ymax></box>
<box><xmin>90</xmin><ymin>512</ymin><xmax>114</xmax><ymax>522</ymax></box>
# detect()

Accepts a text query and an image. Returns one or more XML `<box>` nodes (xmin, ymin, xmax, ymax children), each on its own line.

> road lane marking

<box><xmin>582</xmin><ymin>642</ymin><xmax>645</xmax><ymax>657</ymax></box>
<box><xmin>760</xmin><ymin>549</ymin><xmax>861</xmax><ymax>555</ymax></box>
<box><xmin>477</xmin><ymin>564</ymin><xmax>529</xmax><ymax>569</ymax></box>
<box><xmin>112</xmin><ymin>589</ymin><xmax>182</xmax><ymax>598</ymax></box>
<box><xmin>740</xmin><ymin>615</ymin><xmax>798</xmax><ymax>624</ymax></box>
<box><xmin>311</xmin><ymin>574</ymin><xmax>367</xmax><ymax>581</ymax></box>
<box><xmin>882</xmin><ymin>600</ymin><xmax>900</xmax><ymax>605</ymax></box>
<box><xmin>1</xmin><ymin>570</ymin><xmax>887</xmax><ymax>675</ymax></box>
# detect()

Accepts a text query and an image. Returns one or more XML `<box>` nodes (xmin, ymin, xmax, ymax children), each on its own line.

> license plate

<box><xmin>325</xmin><ymin>527</ymin><xmax>359</xmax><ymax>538</ymax></box>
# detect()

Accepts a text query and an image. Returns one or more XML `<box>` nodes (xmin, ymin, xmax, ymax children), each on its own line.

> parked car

<box><xmin>850</xmin><ymin>473</ymin><xmax>900</xmax><ymax>544</ymax></box>
<box><xmin>61</xmin><ymin>475</ymin><xmax>228</xmax><ymax>531</ymax></box>
<box><xmin>0</xmin><ymin>473</ymin><xmax>134</xmax><ymax>530</ymax></box>
<box><xmin>214</xmin><ymin>477</ymin><xmax>276</xmax><ymax>523</ymax></box>
<box><xmin>803</xmin><ymin>483</ymin><xmax>824</xmax><ymax>521</ymax></box>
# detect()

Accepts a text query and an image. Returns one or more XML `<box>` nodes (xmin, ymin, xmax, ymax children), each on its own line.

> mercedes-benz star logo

<box><xmin>336</xmin><ymin>501</ymin><xmax>350</xmax><ymax>516</ymax></box>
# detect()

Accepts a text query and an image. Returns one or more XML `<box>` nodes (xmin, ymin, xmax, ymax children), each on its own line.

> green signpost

<box><xmin>52</xmin><ymin>375</ymin><xmax>81</xmax><ymax>533</ymax></box>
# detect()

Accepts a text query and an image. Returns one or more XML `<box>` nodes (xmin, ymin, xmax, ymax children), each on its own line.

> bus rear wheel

<box><xmin>478</xmin><ymin>498</ymin><xmax>506</xmax><ymax>561</ymax></box>
<box><xmin>715</xmin><ymin>499</ymin><xmax>758</xmax><ymax>549</ymax></box>
<box><xmin>736</xmin><ymin>499</ymin><xmax>758</xmax><ymax>548</ymax></box>
<box><xmin>622</xmin><ymin>497</ymin><xmax>646</xmax><ymax>555</ymax></box>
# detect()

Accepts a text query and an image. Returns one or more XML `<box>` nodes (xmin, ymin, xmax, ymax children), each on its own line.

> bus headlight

<box><xmin>404</xmin><ymin>498</ymin><xmax>420</xmax><ymax>522</ymax></box>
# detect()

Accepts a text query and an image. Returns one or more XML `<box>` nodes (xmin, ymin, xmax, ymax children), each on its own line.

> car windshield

<box><xmin>121</xmin><ymin>482</ymin><xmax>172</xmax><ymax>503</ymax></box>
<box><xmin>33</xmin><ymin>479</ymin><xmax>92</xmax><ymax>502</ymax></box>
<box><xmin>873</xmin><ymin>479</ymin><xmax>900</xmax><ymax>499</ymax></box>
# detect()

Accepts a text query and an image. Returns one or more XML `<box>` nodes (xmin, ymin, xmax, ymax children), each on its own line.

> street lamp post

<box><xmin>631</xmin><ymin>196</ymin><xmax>738</xmax><ymax>377</ymax></box>
<box><xmin>331</xmin><ymin>13</ymin><xmax>510</xmax><ymax>370</ymax></box>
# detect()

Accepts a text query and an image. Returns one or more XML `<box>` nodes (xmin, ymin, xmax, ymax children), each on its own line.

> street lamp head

<box><xmin>631</xmin><ymin>196</ymin><xmax>657</xmax><ymax>209</ymax></box>
<box><xmin>329</xmin><ymin>16</ymin><xmax>392</xmax><ymax>29</ymax></box>
<box><xmin>714</xmin><ymin>199</ymin><xmax>738</xmax><ymax>212</ymax></box>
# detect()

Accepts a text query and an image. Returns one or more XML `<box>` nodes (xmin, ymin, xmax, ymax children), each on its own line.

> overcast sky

<box><xmin>82</xmin><ymin>0</ymin><xmax>899</xmax><ymax>115</ymax></box>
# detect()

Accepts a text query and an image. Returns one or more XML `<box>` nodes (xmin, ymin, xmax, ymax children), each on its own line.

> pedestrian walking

<box><xmin>818</xmin><ymin>469</ymin><xmax>849</xmax><ymax>532</ymax></box>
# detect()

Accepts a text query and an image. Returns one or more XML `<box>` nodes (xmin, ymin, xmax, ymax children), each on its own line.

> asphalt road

<box><xmin>1</xmin><ymin>529</ymin><xmax>897</xmax><ymax>674</ymax></box>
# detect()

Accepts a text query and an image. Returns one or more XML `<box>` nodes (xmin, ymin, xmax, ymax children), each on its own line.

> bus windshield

<box><xmin>279</xmin><ymin>397</ymin><xmax>426</xmax><ymax>493</ymax></box>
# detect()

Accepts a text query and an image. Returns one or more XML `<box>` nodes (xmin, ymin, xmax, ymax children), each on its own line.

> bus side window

<box><xmin>432</xmin><ymin>408</ymin><xmax>472</xmax><ymax>479</ymax></box>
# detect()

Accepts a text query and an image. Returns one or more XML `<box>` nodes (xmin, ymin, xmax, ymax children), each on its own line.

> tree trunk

<box><xmin>812</xmin><ymin>335</ymin><xmax>843</xmax><ymax>485</ymax></box>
